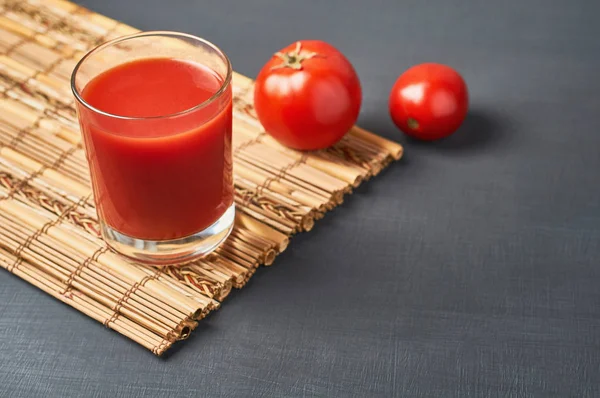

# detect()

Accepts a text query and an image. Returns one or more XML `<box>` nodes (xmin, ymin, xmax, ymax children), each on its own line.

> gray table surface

<box><xmin>2</xmin><ymin>0</ymin><xmax>600</xmax><ymax>397</ymax></box>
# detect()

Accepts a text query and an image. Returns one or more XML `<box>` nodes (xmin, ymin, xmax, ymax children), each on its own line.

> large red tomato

<box><xmin>253</xmin><ymin>40</ymin><xmax>362</xmax><ymax>150</ymax></box>
<box><xmin>389</xmin><ymin>63</ymin><xmax>468</xmax><ymax>141</ymax></box>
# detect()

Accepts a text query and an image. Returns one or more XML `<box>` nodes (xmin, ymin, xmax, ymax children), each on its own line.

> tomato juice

<box><xmin>76</xmin><ymin>57</ymin><xmax>233</xmax><ymax>241</ymax></box>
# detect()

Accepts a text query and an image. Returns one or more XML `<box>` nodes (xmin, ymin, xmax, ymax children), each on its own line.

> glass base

<box><xmin>101</xmin><ymin>204</ymin><xmax>235</xmax><ymax>266</ymax></box>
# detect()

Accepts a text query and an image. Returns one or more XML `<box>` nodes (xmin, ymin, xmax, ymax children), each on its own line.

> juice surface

<box><xmin>79</xmin><ymin>57</ymin><xmax>233</xmax><ymax>240</ymax></box>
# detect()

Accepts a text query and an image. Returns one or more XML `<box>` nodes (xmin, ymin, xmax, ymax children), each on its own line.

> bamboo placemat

<box><xmin>0</xmin><ymin>0</ymin><xmax>403</xmax><ymax>355</ymax></box>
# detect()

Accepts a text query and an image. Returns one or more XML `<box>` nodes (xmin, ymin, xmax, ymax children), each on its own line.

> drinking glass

<box><xmin>71</xmin><ymin>31</ymin><xmax>234</xmax><ymax>265</ymax></box>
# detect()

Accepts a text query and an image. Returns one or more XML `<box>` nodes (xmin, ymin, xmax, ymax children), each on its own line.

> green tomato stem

<box><xmin>271</xmin><ymin>41</ymin><xmax>321</xmax><ymax>71</ymax></box>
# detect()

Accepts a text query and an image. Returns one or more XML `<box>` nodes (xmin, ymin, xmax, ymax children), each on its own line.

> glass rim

<box><xmin>70</xmin><ymin>30</ymin><xmax>233</xmax><ymax>121</ymax></box>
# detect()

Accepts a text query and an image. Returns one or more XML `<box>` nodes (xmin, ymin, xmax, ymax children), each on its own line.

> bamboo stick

<box><xmin>235</xmin><ymin>177</ymin><xmax>313</xmax><ymax>220</ymax></box>
<box><xmin>0</xmin><ymin>196</ymin><xmax>203</xmax><ymax>322</ymax></box>
<box><xmin>233</xmin><ymin>118</ymin><xmax>367</xmax><ymax>187</ymax></box>
<box><xmin>215</xmin><ymin>246</ymin><xmax>258</xmax><ymax>271</ymax></box>
<box><xmin>0</xmin><ymin>196</ymin><xmax>207</xmax><ymax>318</ymax></box>
<box><xmin>235</xmin><ymin>185</ymin><xmax>310</xmax><ymax>232</ymax></box>
<box><xmin>238</xmin><ymin>144</ymin><xmax>348</xmax><ymax>194</ymax></box>
<box><xmin>0</xmin><ymin>221</ymin><xmax>188</xmax><ymax>339</ymax></box>
<box><xmin>235</xmin><ymin>156</ymin><xmax>332</xmax><ymax>207</ymax></box>
<box><xmin>0</xmin><ymin>136</ymin><xmax>88</xmax><ymax>184</ymax></box>
<box><xmin>0</xmin><ymin>27</ymin><xmax>22</xmax><ymax>54</ymax></box>
<box><xmin>159</xmin><ymin>265</ymin><xmax>231</xmax><ymax>301</ymax></box>
<box><xmin>234</xmin><ymin>212</ymin><xmax>289</xmax><ymax>251</ymax></box>
<box><xmin>236</xmin><ymin>150</ymin><xmax>341</xmax><ymax>198</ymax></box>
<box><xmin>348</xmin><ymin>126</ymin><xmax>403</xmax><ymax>160</ymax></box>
<box><xmin>0</xmin><ymin>227</ymin><xmax>180</xmax><ymax>340</ymax></box>
<box><xmin>234</xmin><ymin>160</ymin><xmax>329</xmax><ymax>210</ymax></box>
<box><xmin>229</xmin><ymin>230</ymin><xmax>277</xmax><ymax>266</ymax></box>
<box><xmin>222</xmin><ymin>233</ymin><xmax>264</xmax><ymax>259</ymax></box>
<box><xmin>0</xmin><ymin>248</ymin><xmax>172</xmax><ymax>354</ymax></box>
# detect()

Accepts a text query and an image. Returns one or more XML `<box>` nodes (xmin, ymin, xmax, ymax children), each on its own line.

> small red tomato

<box><xmin>254</xmin><ymin>40</ymin><xmax>362</xmax><ymax>150</ymax></box>
<box><xmin>389</xmin><ymin>63</ymin><xmax>468</xmax><ymax>141</ymax></box>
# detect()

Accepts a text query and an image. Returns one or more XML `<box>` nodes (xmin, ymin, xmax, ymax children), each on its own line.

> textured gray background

<box><xmin>1</xmin><ymin>0</ymin><xmax>600</xmax><ymax>397</ymax></box>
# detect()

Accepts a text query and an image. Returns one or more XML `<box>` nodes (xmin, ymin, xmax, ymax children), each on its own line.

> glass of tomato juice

<box><xmin>71</xmin><ymin>31</ymin><xmax>235</xmax><ymax>265</ymax></box>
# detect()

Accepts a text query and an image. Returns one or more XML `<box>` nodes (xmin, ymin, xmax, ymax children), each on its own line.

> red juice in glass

<box><xmin>72</xmin><ymin>32</ymin><xmax>234</xmax><ymax>265</ymax></box>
